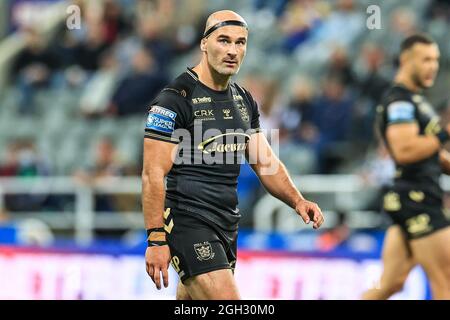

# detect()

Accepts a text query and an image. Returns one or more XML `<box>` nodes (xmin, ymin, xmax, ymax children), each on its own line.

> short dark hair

<box><xmin>400</xmin><ymin>33</ymin><xmax>435</xmax><ymax>54</ymax></box>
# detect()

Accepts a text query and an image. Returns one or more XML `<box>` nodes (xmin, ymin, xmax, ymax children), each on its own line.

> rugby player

<box><xmin>363</xmin><ymin>34</ymin><xmax>450</xmax><ymax>300</ymax></box>
<box><xmin>142</xmin><ymin>10</ymin><xmax>324</xmax><ymax>300</ymax></box>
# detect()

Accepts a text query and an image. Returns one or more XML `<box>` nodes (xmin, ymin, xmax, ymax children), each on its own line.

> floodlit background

<box><xmin>0</xmin><ymin>0</ymin><xmax>449</xmax><ymax>299</ymax></box>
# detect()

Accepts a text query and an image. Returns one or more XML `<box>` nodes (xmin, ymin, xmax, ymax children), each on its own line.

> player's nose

<box><xmin>227</xmin><ymin>44</ymin><xmax>238</xmax><ymax>56</ymax></box>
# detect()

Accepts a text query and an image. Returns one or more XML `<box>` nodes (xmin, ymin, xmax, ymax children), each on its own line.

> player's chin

<box><xmin>222</xmin><ymin>70</ymin><xmax>238</xmax><ymax>76</ymax></box>
<box><xmin>218</xmin><ymin>65</ymin><xmax>239</xmax><ymax>76</ymax></box>
<box><xmin>422</xmin><ymin>78</ymin><xmax>435</xmax><ymax>88</ymax></box>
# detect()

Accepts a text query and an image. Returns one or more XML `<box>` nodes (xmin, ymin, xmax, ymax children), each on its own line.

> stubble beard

<box><xmin>411</xmin><ymin>70</ymin><xmax>429</xmax><ymax>90</ymax></box>
<box><xmin>209</xmin><ymin>56</ymin><xmax>240</xmax><ymax>77</ymax></box>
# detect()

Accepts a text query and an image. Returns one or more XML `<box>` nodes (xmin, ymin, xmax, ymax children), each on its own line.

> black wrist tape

<box><xmin>436</xmin><ymin>129</ymin><xmax>450</xmax><ymax>145</ymax></box>
<box><xmin>146</xmin><ymin>227</ymin><xmax>164</xmax><ymax>235</ymax></box>
<box><xmin>148</xmin><ymin>241</ymin><xmax>167</xmax><ymax>247</ymax></box>
<box><xmin>146</xmin><ymin>227</ymin><xmax>167</xmax><ymax>247</ymax></box>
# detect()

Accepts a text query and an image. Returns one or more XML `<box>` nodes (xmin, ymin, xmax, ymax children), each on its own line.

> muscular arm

<box><xmin>142</xmin><ymin>138</ymin><xmax>178</xmax><ymax>290</ymax></box>
<box><xmin>386</xmin><ymin>122</ymin><xmax>441</xmax><ymax>165</ymax></box>
<box><xmin>246</xmin><ymin>133</ymin><xmax>303</xmax><ymax>207</ymax></box>
<box><xmin>246</xmin><ymin>132</ymin><xmax>323</xmax><ymax>228</ymax></box>
<box><xmin>142</xmin><ymin>138</ymin><xmax>177</xmax><ymax>229</ymax></box>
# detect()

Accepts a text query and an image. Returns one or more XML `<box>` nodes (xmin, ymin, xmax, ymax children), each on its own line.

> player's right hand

<box><xmin>294</xmin><ymin>199</ymin><xmax>324</xmax><ymax>229</ymax></box>
<box><xmin>445</xmin><ymin>123</ymin><xmax>450</xmax><ymax>135</ymax></box>
<box><xmin>145</xmin><ymin>245</ymin><xmax>171</xmax><ymax>289</ymax></box>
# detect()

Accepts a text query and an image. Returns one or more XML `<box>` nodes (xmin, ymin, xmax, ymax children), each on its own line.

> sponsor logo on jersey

<box><xmin>383</xmin><ymin>191</ymin><xmax>401</xmax><ymax>211</ymax></box>
<box><xmin>149</xmin><ymin>105</ymin><xmax>177</xmax><ymax>120</ymax></box>
<box><xmin>201</xmin><ymin>142</ymin><xmax>247</xmax><ymax>154</ymax></box>
<box><xmin>222</xmin><ymin>109</ymin><xmax>233</xmax><ymax>120</ymax></box>
<box><xmin>424</xmin><ymin>117</ymin><xmax>441</xmax><ymax>136</ymax></box>
<box><xmin>194</xmin><ymin>109</ymin><xmax>215</xmax><ymax>121</ymax></box>
<box><xmin>387</xmin><ymin>101</ymin><xmax>414</xmax><ymax>123</ymax></box>
<box><xmin>146</xmin><ymin>112</ymin><xmax>176</xmax><ymax>134</ymax></box>
<box><xmin>197</xmin><ymin>132</ymin><xmax>250</xmax><ymax>154</ymax></box>
<box><xmin>146</xmin><ymin>106</ymin><xmax>177</xmax><ymax>134</ymax></box>
<box><xmin>237</xmin><ymin>104</ymin><xmax>249</xmax><ymax>122</ymax></box>
<box><xmin>192</xmin><ymin>96</ymin><xmax>212</xmax><ymax>104</ymax></box>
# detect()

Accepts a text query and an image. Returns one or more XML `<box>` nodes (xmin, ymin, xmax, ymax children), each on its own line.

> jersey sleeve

<box><xmin>144</xmin><ymin>91</ymin><xmax>189</xmax><ymax>144</ymax></box>
<box><xmin>243</xmin><ymin>88</ymin><xmax>261</xmax><ymax>134</ymax></box>
<box><xmin>386</xmin><ymin>100</ymin><xmax>416</xmax><ymax>125</ymax></box>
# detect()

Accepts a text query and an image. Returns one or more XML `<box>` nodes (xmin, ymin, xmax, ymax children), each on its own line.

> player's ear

<box><xmin>200</xmin><ymin>38</ymin><xmax>207</xmax><ymax>52</ymax></box>
<box><xmin>399</xmin><ymin>50</ymin><xmax>410</xmax><ymax>67</ymax></box>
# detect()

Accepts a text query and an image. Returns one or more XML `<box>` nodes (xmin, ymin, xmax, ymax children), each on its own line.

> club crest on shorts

<box><xmin>194</xmin><ymin>241</ymin><xmax>215</xmax><ymax>261</ymax></box>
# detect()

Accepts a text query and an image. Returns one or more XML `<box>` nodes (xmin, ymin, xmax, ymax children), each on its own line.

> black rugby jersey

<box><xmin>376</xmin><ymin>84</ymin><xmax>442</xmax><ymax>197</ymax></box>
<box><xmin>144</xmin><ymin>68</ymin><xmax>261</xmax><ymax>230</ymax></box>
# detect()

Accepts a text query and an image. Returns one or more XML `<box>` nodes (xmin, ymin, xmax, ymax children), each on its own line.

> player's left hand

<box><xmin>146</xmin><ymin>245</ymin><xmax>171</xmax><ymax>290</ymax></box>
<box><xmin>294</xmin><ymin>199</ymin><xmax>324</xmax><ymax>229</ymax></box>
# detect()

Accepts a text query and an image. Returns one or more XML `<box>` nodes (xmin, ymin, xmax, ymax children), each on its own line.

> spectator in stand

<box><xmin>0</xmin><ymin>139</ymin><xmax>52</xmax><ymax>211</ymax></box>
<box><xmin>384</xmin><ymin>8</ymin><xmax>418</xmax><ymax>57</ymax></box>
<box><xmin>278</xmin><ymin>0</ymin><xmax>328</xmax><ymax>53</ymax></box>
<box><xmin>357</xmin><ymin>43</ymin><xmax>390</xmax><ymax>103</ymax></box>
<box><xmin>73</xmin><ymin>137</ymin><xmax>133</xmax><ymax>212</ymax></box>
<box><xmin>278</xmin><ymin>77</ymin><xmax>317</xmax><ymax>174</ymax></box>
<box><xmin>0</xmin><ymin>139</ymin><xmax>51</xmax><ymax>178</ymax></box>
<box><xmin>353</xmin><ymin>43</ymin><xmax>391</xmax><ymax>142</ymax></box>
<box><xmin>281</xmin><ymin>77</ymin><xmax>316</xmax><ymax>142</ymax></box>
<box><xmin>102</xmin><ymin>0</ymin><xmax>130</xmax><ymax>45</ymax></box>
<box><xmin>107</xmin><ymin>48</ymin><xmax>168</xmax><ymax>116</ymax></box>
<box><xmin>0</xmin><ymin>141</ymin><xmax>20</xmax><ymax>177</ymax></box>
<box><xmin>300</xmin><ymin>76</ymin><xmax>354</xmax><ymax>173</ymax></box>
<box><xmin>79</xmin><ymin>50</ymin><xmax>121</xmax><ymax>118</ymax></box>
<box><xmin>12</xmin><ymin>28</ymin><xmax>60</xmax><ymax>114</ymax></box>
<box><xmin>137</xmin><ymin>17</ymin><xmax>174</xmax><ymax>72</ymax></box>
<box><xmin>327</xmin><ymin>46</ymin><xmax>356</xmax><ymax>88</ymax></box>
<box><xmin>254</xmin><ymin>0</ymin><xmax>290</xmax><ymax>18</ymax></box>
<box><xmin>312</xmin><ymin>0</ymin><xmax>365</xmax><ymax>48</ymax></box>
<box><xmin>74</xmin><ymin>21</ymin><xmax>110</xmax><ymax>72</ymax></box>
<box><xmin>427</xmin><ymin>0</ymin><xmax>450</xmax><ymax>20</ymax></box>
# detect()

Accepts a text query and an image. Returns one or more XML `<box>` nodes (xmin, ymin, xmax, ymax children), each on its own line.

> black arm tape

<box><xmin>148</xmin><ymin>241</ymin><xmax>168</xmax><ymax>247</ymax></box>
<box><xmin>202</xmin><ymin>20</ymin><xmax>248</xmax><ymax>39</ymax></box>
<box><xmin>146</xmin><ymin>227</ymin><xmax>167</xmax><ymax>247</ymax></box>
<box><xmin>436</xmin><ymin>129</ymin><xmax>450</xmax><ymax>145</ymax></box>
<box><xmin>146</xmin><ymin>227</ymin><xmax>164</xmax><ymax>235</ymax></box>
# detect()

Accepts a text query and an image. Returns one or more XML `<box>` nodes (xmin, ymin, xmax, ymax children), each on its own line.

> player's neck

<box><xmin>192</xmin><ymin>63</ymin><xmax>231</xmax><ymax>92</ymax></box>
<box><xmin>394</xmin><ymin>72</ymin><xmax>421</xmax><ymax>93</ymax></box>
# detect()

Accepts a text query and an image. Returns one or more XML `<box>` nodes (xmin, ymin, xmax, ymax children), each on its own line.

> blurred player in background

<box><xmin>142</xmin><ymin>10</ymin><xmax>324</xmax><ymax>300</ymax></box>
<box><xmin>363</xmin><ymin>34</ymin><xmax>450</xmax><ymax>300</ymax></box>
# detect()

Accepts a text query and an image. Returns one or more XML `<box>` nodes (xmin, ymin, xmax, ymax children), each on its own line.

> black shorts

<box><xmin>164</xmin><ymin>207</ymin><xmax>238</xmax><ymax>283</ymax></box>
<box><xmin>382</xmin><ymin>186</ymin><xmax>450</xmax><ymax>239</ymax></box>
